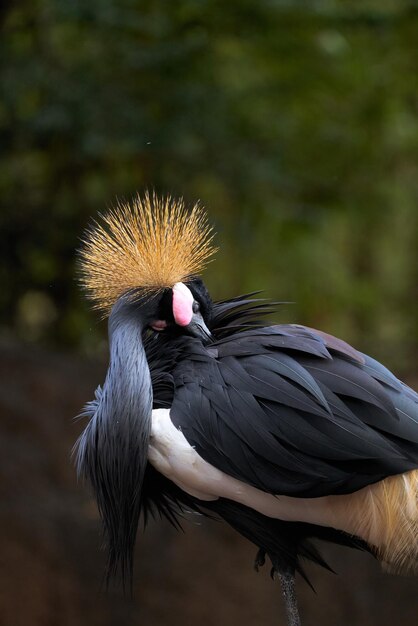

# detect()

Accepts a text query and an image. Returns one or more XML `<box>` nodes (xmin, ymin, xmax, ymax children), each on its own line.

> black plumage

<box><xmin>139</xmin><ymin>293</ymin><xmax>418</xmax><ymax>580</ymax></box>
<box><xmin>76</xmin><ymin>198</ymin><xmax>418</xmax><ymax>625</ymax></box>
<box><xmin>79</xmin><ymin>291</ymin><xmax>418</xmax><ymax>590</ymax></box>
<box><xmin>149</xmin><ymin>294</ymin><xmax>418</xmax><ymax>496</ymax></box>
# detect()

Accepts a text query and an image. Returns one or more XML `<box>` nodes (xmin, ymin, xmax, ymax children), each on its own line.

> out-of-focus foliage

<box><xmin>1</xmin><ymin>1</ymin><xmax>417</xmax><ymax>373</ymax></box>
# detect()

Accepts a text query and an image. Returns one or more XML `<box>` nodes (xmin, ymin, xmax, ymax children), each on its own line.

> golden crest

<box><xmin>78</xmin><ymin>192</ymin><xmax>217</xmax><ymax>314</ymax></box>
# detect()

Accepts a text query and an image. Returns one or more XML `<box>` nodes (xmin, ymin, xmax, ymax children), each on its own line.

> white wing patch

<box><xmin>148</xmin><ymin>409</ymin><xmax>388</xmax><ymax>548</ymax></box>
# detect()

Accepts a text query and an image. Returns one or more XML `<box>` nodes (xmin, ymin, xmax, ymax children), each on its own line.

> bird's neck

<box><xmin>98</xmin><ymin>312</ymin><xmax>153</xmax><ymax>583</ymax></box>
<box><xmin>108</xmin><ymin>315</ymin><xmax>152</xmax><ymax>411</ymax></box>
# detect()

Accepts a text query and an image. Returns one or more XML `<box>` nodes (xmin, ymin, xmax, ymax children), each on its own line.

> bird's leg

<box><xmin>278</xmin><ymin>571</ymin><xmax>301</xmax><ymax>626</ymax></box>
<box><xmin>253</xmin><ymin>549</ymin><xmax>301</xmax><ymax>625</ymax></box>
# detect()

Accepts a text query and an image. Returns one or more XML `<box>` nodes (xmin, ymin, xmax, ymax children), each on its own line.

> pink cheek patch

<box><xmin>172</xmin><ymin>282</ymin><xmax>193</xmax><ymax>327</ymax></box>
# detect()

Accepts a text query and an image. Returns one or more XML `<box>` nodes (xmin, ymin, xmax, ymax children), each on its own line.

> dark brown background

<box><xmin>1</xmin><ymin>341</ymin><xmax>417</xmax><ymax>626</ymax></box>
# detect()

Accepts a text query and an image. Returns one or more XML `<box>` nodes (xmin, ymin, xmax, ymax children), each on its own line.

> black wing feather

<box><xmin>142</xmin><ymin>293</ymin><xmax>410</xmax><ymax>579</ymax></box>
<box><xmin>167</xmin><ymin>309</ymin><xmax>418</xmax><ymax>498</ymax></box>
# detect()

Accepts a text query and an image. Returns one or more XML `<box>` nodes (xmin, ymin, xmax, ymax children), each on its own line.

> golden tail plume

<box><xmin>78</xmin><ymin>192</ymin><xmax>217</xmax><ymax>315</ymax></box>
<box><xmin>339</xmin><ymin>470</ymin><xmax>418</xmax><ymax>573</ymax></box>
<box><xmin>376</xmin><ymin>470</ymin><xmax>418</xmax><ymax>572</ymax></box>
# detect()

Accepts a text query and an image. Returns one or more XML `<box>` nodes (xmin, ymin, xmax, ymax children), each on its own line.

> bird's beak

<box><xmin>185</xmin><ymin>313</ymin><xmax>213</xmax><ymax>344</ymax></box>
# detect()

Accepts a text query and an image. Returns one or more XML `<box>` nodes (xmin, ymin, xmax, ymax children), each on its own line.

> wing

<box><xmin>170</xmin><ymin>324</ymin><xmax>418</xmax><ymax>498</ymax></box>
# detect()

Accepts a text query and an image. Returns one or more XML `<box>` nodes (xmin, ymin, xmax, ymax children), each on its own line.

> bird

<box><xmin>75</xmin><ymin>193</ymin><xmax>418</xmax><ymax>626</ymax></box>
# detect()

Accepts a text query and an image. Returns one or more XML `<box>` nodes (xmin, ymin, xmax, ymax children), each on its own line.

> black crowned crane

<box><xmin>76</xmin><ymin>194</ymin><xmax>418</xmax><ymax>626</ymax></box>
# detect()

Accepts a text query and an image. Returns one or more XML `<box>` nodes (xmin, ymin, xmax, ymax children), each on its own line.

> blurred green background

<box><xmin>1</xmin><ymin>2</ymin><xmax>418</xmax><ymax>626</ymax></box>
<box><xmin>2</xmin><ymin>0</ymin><xmax>418</xmax><ymax>374</ymax></box>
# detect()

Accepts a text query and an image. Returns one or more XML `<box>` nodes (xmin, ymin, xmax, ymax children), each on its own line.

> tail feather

<box><xmin>379</xmin><ymin>470</ymin><xmax>418</xmax><ymax>572</ymax></box>
<box><xmin>348</xmin><ymin>470</ymin><xmax>418</xmax><ymax>573</ymax></box>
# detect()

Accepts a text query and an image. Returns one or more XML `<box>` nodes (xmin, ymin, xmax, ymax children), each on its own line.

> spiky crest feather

<box><xmin>78</xmin><ymin>193</ymin><xmax>217</xmax><ymax>314</ymax></box>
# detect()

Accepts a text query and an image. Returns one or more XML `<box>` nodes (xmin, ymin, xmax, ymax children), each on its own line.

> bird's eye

<box><xmin>150</xmin><ymin>320</ymin><xmax>168</xmax><ymax>332</ymax></box>
<box><xmin>192</xmin><ymin>301</ymin><xmax>200</xmax><ymax>314</ymax></box>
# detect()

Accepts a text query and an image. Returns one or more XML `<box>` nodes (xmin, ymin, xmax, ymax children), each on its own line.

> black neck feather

<box><xmin>76</xmin><ymin>307</ymin><xmax>152</xmax><ymax>589</ymax></box>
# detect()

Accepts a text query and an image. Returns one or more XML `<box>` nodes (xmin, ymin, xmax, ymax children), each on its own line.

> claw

<box><xmin>254</xmin><ymin>548</ymin><xmax>266</xmax><ymax>572</ymax></box>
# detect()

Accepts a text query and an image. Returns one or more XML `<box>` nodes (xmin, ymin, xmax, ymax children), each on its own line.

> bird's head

<box><xmin>76</xmin><ymin>194</ymin><xmax>217</xmax><ymax>587</ymax></box>
<box><xmin>79</xmin><ymin>193</ymin><xmax>216</xmax><ymax>342</ymax></box>
<box><xmin>148</xmin><ymin>278</ymin><xmax>213</xmax><ymax>342</ymax></box>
